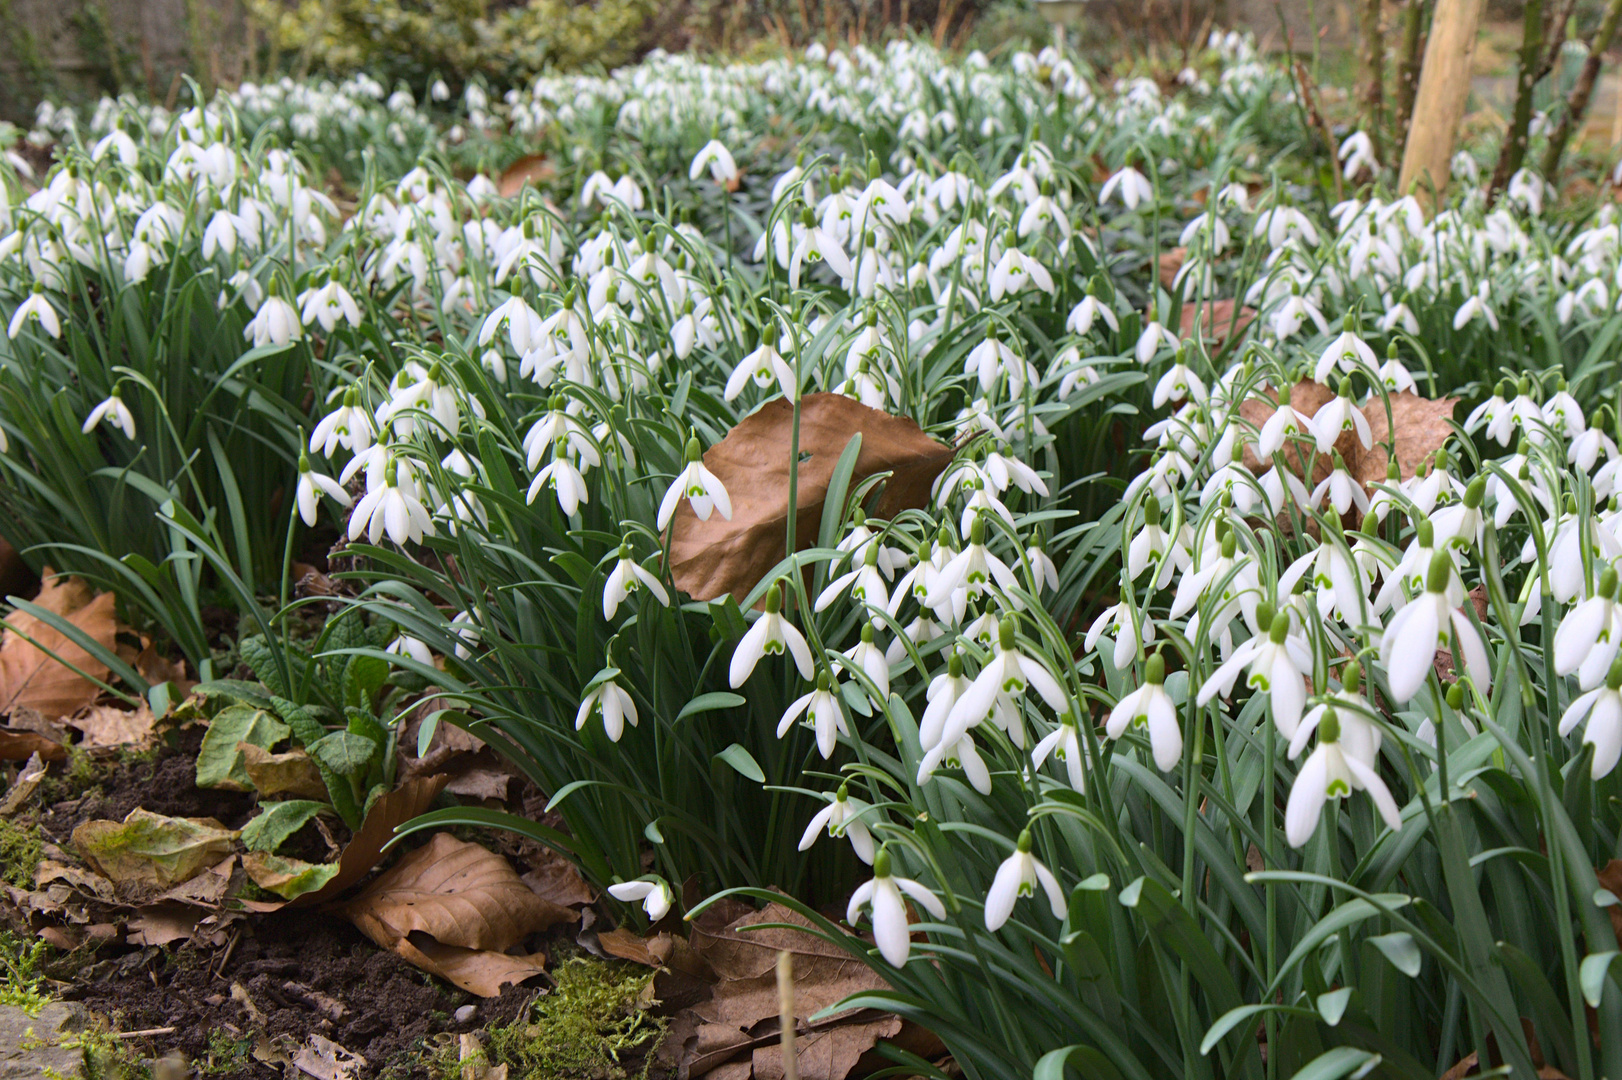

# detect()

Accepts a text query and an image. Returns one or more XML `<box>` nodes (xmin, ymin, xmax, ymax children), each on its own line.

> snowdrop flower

<box><xmin>1126</xmin><ymin>498</ymin><xmax>1190</xmax><ymax>590</ymax></box>
<box><xmin>1465</xmin><ymin>382</ymin><xmax>1516</xmax><ymax>446</ymax></box>
<box><xmin>1085</xmin><ymin>588</ymin><xmax>1154</xmax><ymax>671</ymax></box>
<box><xmin>603</xmin><ymin>544</ymin><xmax>671</xmax><ymax>620</ymax></box>
<box><xmin>690</xmin><ymin>139</ymin><xmax>739</xmax><ymax>185</ymax></box>
<box><xmin>1179</xmin><ymin>212</ymin><xmax>1230</xmax><ymax>254</ymax></box>
<box><xmin>1312</xmin><ymin>381</ymin><xmax>1374</xmax><ymax>454</ymax></box>
<box><xmin>840</xmin><ymin>623</ymin><xmax>891</xmax><ymax>699</ymax></box>
<box><xmin>1255</xmin><ymin>388</ymin><xmax>1319</xmax><ymax>459</ymax></box>
<box><xmin>82</xmin><ymin>392</ymin><xmax>137</xmax><ymax>441</ymax></box>
<box><xmin>926</xmin><ymin>514</ymin><xmax>1019</xmax><ymax>616</ymax></box>
<box><xmin>942</xmin><ymin>617</ymin><xmax>1068</xmax><ymax>748</ymax></box>
<box><xmin>724</xmin><ymin>323</ymin><xmax>797</xmax><ymax>400</ymax></box>
<box><xmin>609</xmin><ymin>878</ymin><xmax>674</xmax><ymax>922</ymax></box>
<box><xmin>1453</xmin><ymin>282</ymin><xmax>1499</xmax><ymax>331</ymax></box>
<box><xmin>1269</xmin><ymin>287</ymin><xmax>1327</xmax><ymax>340</ymax></box>
<box><xmin>386</xmin><ymin>634</ymin><xmax>434</xmax><ymax>667</ymax></box>
<box><xmin>658</xmin><ymin>437</ymin><xmax>732</xmax><ymax>530</ymax></box>
<box><xmin>1379</xmin><ymin>552</ymin><xmax>1491</xmax><ymax>703</ymax></box>
<box><xmin>298</xmin><ymin>279</ymin><xmax>363</xmax><ymax>333</ymax></box>
<box><xmin>295</xmin><ymin>451</ymin><xmax>350</xmax><ymax>526</ymax></box>
<box><xmin>964</xmin><ymin>327</ymin><xmax>1038</xmax><ymax>396</ymax></box>
<box><xmin>730</xmin><ymin>584</ymin><xmax>815</xmax><ymax>686</ymax></box>
<box><xmin>1254</xmin><ymin>205</ymin><xmax>1319</xmax><ymax>248</ymax></box>
<box><xmin>1553</xmin><ymin>568</ymin><xmax>1622</xmax><ymax>688</ymax></box>
<box><xmin>1560</xmin><ymin>659</ymin><xmax>1622</xmax><ymax>777</ymax></box>
<box><xmin>1338</xmin><ymin>131</ymin><xmax>1378</xmax><ymax>179</ymax></box>
<box><xmin>1197</xmin><ymin>610</ymin><xmax>1313</xmax><ymax>736</ymax></box>
<box><xmin>1099</xmin><ymin>166</ymin><xmax>1153</xmax><ymax>210</ymax></box>
<box><xmin>311</xmin><ymin>388</ymin><xmax>374</xmax><ymax>458</ymax></box>
<box><xmin>984</xmin><ymin>830</ymin><xmax>1067</xmax><ymax>931</ymax></box>
<box><xmin>989</xmin><ymin>244</ymin><xmax>1055</xmax><ymax>301</ymax></box>
<box><xmin>480</xmin><ymin>296</ymin><xmax>539</xmax><ymax>356</ymax></box>
<box><xmin>1314</xmin><ymin>317</ymin><xmax>1378</xmax><ymax>383</ymax></box>
<box><xmin>1542</xmin><ymin>379</ymin><xmax>1585</xmax><ymax>441</ymax></box>
<box><xmin>1152</xmin><ymin>349</ymin><xmax>1208</xmax><ymax>407</ymax></box>
<box><xmin>7</xmin><ymin>287</ymin><xmax>59</xmax><ymax>340</ymax></box>
<box><xmin>779</xmin><ymin>670</ymin><xmax>849</xmax><ymax>759</ymax></box>
<box><xmin>244</xmin><ymin>296</ymin><xmax>301</xmax><ymax>348</ymax></box>
<box><xmin>1068</xmin><ymin>295</ymin><xmax>1119</xmax><ymax>336</ymax></box>
<box><xmin>1135</xmin><ymin>321</ymin><xmax>1178</xmax><ymax>365</ymax></box>
<box><xmin>848</xmin><ymin>848</ymin><xmax>945</xmax><ymax>967</ymax></box>
<box><xmin>789</xmin><ymin>210</ymin><xmax>854</xmax><ymax>288</ymax></box>
<box><xmin>577</xmin><ymin>674</ymin><xmax>639</xmax><ymax>741</ymax></box>
<box><xmin>1284</xmin><ymin>708</ymin><xmax>1402</xmax><ymax>847</ymax></box>
<box><xmin>1310</xmin><ymin>453</ymin><xmax>1372</xmax><ymax>517</ymax></box>
<box><xmin>1032</xmin><ymin>712</ymin><xmax>1088</xmax><ymax>792</ymax></box>
<box><xmin>527</xmin><ymin>452</ymin><xmax>589</xmax><ymax>516</ymax></box>
<box><xmin>348</xmin><ymin>457</ymin><xmax>434</xmax><ymax>547</ymax></box>
<box><xmin>1106</xmin><ymin>652</ymin><xmax>1182</xmax><ymax>771</ymax></box>
<box><xmin>800</xmin><ymin>785</ymin><xmax>876</xmax><ymax>863</ymax></box>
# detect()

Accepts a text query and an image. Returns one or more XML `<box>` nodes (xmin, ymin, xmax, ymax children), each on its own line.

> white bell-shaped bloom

<box><xmin>1106</xmin><ymin>652</ymin><xmax>1182</xmax><ymax>771</ymax></box>
<box><xmin>799</xmin><ymin>784</ymin><xmax>876</xmax><ymax>863</ymax></box>
<box><xmin>730</xmin><ymin>585</ymin><xmax>815</xmax><ymax>686</ymax></box>
<box><xmin>1378</xmin><ymin>551</ymin><xmax>1492</xmax><ymax>703</ymax></box>
<box><xmin>1285</xmin><ymin>708</ymin><xmax>1402</xmax><ymax>848</ymax></box>
<box><xmin>609</xmin><ymin>877</ymin><xmax>674</xmax><ymax>922</ymax></box>
<box><xmin>577</xmin><ymin>675</ymin><xmax>638</xmax><ymax>741</ymax></box>
<box><xmin>984</xmin><ymin>830</ymin><xmax>1067</xmax><ymax>930</ymax></box>
<box><xmin>847</xmin><ymin>849</ymin><xmax>945</xmax><ymax>967</ymax></box>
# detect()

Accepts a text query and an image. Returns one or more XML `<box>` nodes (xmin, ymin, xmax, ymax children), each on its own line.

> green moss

<box><xmin>0</xmin><ymin>818</ymin><xmax>41</xmax><ymax>890</ymax></box>
<box><xmin>435</xmin><ymin>955</ymin><xmax>667</xmax><ymax>1080</ymax></box>
<box><xmin>0</xmin><ymin>932</ymin><xmax>51</xmax><ymax>1013</ymax></box>
<box><xmin>199</xmin><ymin>1030</ymin><xmax>253</xmax><ymax>1074</ymax></box>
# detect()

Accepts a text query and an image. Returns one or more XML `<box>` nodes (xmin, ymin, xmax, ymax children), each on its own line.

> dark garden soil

<box><xmin>10</xmin><ymin>732</ymin><xmax>547</xmax><ymax>1078</ymax></box>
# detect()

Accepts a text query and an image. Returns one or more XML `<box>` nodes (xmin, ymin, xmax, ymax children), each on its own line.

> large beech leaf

<box><xmin>341</xmin><ymin>832</ymin><xmax>574</xmax><ymax>996</ymax></box>
<box><xmin>669</xmin><ymin>393</ymin><xmax>955</xmax><ymax>602</ymax></box>
<box><xmin>0</xmin><ymin>571</ymin><xmax>122</xmax><ymax>721</ymax></box>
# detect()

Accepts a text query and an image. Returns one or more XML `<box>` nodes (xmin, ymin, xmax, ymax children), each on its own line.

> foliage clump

<box><xmin>0</xmin><ymin>931</ymin><xmax>51</xmax><ymax>1013</ymax></box>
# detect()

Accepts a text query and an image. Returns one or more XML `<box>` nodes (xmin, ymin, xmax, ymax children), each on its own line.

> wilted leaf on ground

<box><xmin>520</xmin><ymin>847</ymin><xmax>595</xmax><ymax>907</ymax></box>
<box><xmin>240</xmin><ymin>744</ymin><xmax>329</xmax><ymax>801</ymax></box>
<box><xmin>0</xmin><ymin>752</ymin><xmax>47</xmax><ymax>814</ymax></box>
<box><xmin>290</xmin><ymin>1034</ymin><xmax>367</xmax><ymax>1080</ymax></box>
<box><xmin>669</xmin><ymin>394</ymin><xmax>955</xmax><ymax>603</ymax></box>
<box><xmin>1180</xmin><ymin>299</ymin><xmax>1257</xmax><ymax>348</ymax></box>
<box><xmin>73</xmin><ymin>808</ymin><xmax>238</xmax><ymax>889</ymax></box>
<box><xmin>342</xmin><ymin>832</ymin><xmax>570</xmax><ymax>996</ymax></box>
<box><xmin>1158</xmin><ymin>247</ymin><xmax>1187</xmax><ymax>289</ymax></box>
<box><xmin>195</xmin><ymin>705</ymin><xmax>290</xmax><ymax>790</ymax></box>
<box><xmin>1355</xmin><ymin>390</ymin><xmax>1460</xmax><ymax>489</ymax></box>
<box><xmin>0</xmin><ymin>727</ymin><xmax>66</xmax><ymax>762</ymax></box>
<box><xmin>0</xmin><ymin>571</ymin><xmax>122</xmax><ymax>721</ymax></box>
<box><xmin>68</xmin><ymin>703</ymin><xmax>157</xmax><ymax>749</ymax></box>
<box><xmin>497</xmin><ymin>154</ymin><xmax>554</xmax><ymax>198</ymax></box>
<box><xmin>242</xmin><ymin>851</ymin><xmax>343</xmax><ymax>900</ymax></box>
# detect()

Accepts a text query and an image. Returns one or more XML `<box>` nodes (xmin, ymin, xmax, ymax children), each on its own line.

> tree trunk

<box><xmin>1360</xmin><ymin>0</ymin><xmax>1386</xmax><ymax>160</ymax></box>
<box><xmin>1488</xmin><ymin>0</ymin><xmax>1546</xmax><ymax>198</ymax></box>
<box><xmin>1540</xmin><ymin>0</ymin><xmax>1622</xmax><ymax>178</ymax></box>
<box><xmin>1394</xmin><ymin>0</ymin><xmax>1429</xmax><ymax>159</ymax></box>
<box><xmin>1399</xmin><ymin>0</ymin><xmax>1485</xmax><ymax>203</ymax></box>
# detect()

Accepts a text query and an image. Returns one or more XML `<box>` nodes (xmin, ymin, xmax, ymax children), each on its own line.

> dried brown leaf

<box><xmin>670</xmin><ymin>394</ymin><xmax>955</xmax><ymax>603</ymax></box>
<box><xmin>0</xmin><ymin>728</ymin><xmax>64</xmax><ymax>762</ymax></box>
<box><xmin>496</xmin><ymin>155</ymin><xmax>554</xmax><ymax>198</ymax></box>
<box><xmin>127</xmin><ymin>902</ymin><xmax>207</xmax><ymax>947</ymax></box>
<box><xmin>749</xmin><ymin>1015</ymin><xmax>903</xmax><ymax>1080</ymax></box>
<box><xmin>342</xmin><ymin>833</ymin><xmax>569</xmax><ymax>996</ymax></box>
<box><xmin>290</xmin><ymin>1034</ymin><xmax>367</xmax><ymax>1080</ymax></box>
<box><xmin>597</xmin><ymin>927</ymin><xmax>664</xmax><ymax>966</ymax></box>
<box><xmin>1179</xmin><ymin>299</ymin><xmax>1257</xmax><ymax>348</ymax></box>
<box><xmin>344</xmin><ymin>833</ymin><xmax>573</xmax><ymax>951</ymax></box>
<box><xmin>68</xmin><ymin>704</ymin><xmax>157</xmax><ymax>749</ymax></box>
<box><xmin>1354</xmin><ymin>390</ymin><xmax>1461</xmax><ymax>489</ymax></box>
<box><xmin>0</xmin><ymin>572</ymin><xmax>122</xmax><ymax>721</ymax></box>
<box><xmin>0</xmin><ymin>752</ymin><xmax>47</xmax><ymax>814</ymax></box>
<box><xmin>520</xmin><ymin>848</ymin><xmax>594</xmax><ymax>908</ymax></box>
<box><xmin>240</xmin><ymin>743</ymin><xmax>330</xmax><ymax>801</ymax></box>
<box><xmin>1157</xmin><ymin>247</ymin><xmax>1187</xmax><ymax>289</ymax></box>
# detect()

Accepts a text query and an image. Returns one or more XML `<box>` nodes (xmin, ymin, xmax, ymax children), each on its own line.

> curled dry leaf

<box><xmin>240</xmin><ymin>743</ymin><xmax>329</xmax><ymax>801</ymax></box>
<box><xmin>670</xmin><ymin>394</ymin><xmax>955</xmax><ymax>603</ymax></box>
<box><xmin>0</xmin><ymin>751</ymin><xmax>47</xmax><ymax>814</ymax></box>
<box><xmin>342</xmin><ymin>832</ymin><xmax>573</xmax><ymax>996</ymax></box>
<box><xmin>1179</xmin><ymin>299</ymin><xmax>1257</xmax><ymax>349</ymax></box>
<box><xmin>0</xmin><ymin>571</ymin><xmax>122</xmax><ymax>723</ymax></box>
<box><xmin>72</xmin><ymin>808</ymin><xmax>238</xmax><ymax>890</ymax></box>
<box><xmin>291</xmin><ymin>1034</ymin><xmax>367</xmax><ymax>1080</ymax></box>
<box><xmin>496</xmin><ymin>154</ymin><xmax>554</xmax><ymax>198</ymax></box>
<box><xmin>1157</xmin><ymin>247</ymin><xmax>1187</xmax><ymax>290</ymax></box>
<box><xmin>68</xmin><ymin>703</ymin><xmax>158</xmax><ymax>750</ymax></box>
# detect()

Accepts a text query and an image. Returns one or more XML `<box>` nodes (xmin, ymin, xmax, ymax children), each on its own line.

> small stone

<box><xmin>454</xmin><ymin>1004</ymin><xmax>478</xmax><ymax>1023</ymax></box>
<box><xmin>0</xmin><ymin>1001</ymin><xmax>91</xmax><ymax>1079</ymax></box>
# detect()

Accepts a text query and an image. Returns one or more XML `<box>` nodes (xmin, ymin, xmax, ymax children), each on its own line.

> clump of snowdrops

<box><xmin>9</xmin><ymin>32</ymin><xmax>1622</xmax><ymax>1080</ymax></box>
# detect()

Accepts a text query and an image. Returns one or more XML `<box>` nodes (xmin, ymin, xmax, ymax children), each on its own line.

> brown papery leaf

<box><xmin>283</xmin><ymin>774</ymin><xmax>446</xmax><ymax>908</ymax></box>
<box><xmin>342</xmin><ymin>833</ymin><xmax>571</xmax><ymax>995</ymax></box>
<box><xmin>496</xmin><ymin>154</ymin><xmax>554</xmax><ymax>198</ymax></box>
<box><xmin>1237</xmin><ymin>380</ymin><xmax>1340</xmax><ymax>489</ymax></box>
<box><xmin>1179</xmin><ymin>299</ymin><xmax>1257</xmax><ymax>349</ymax></box>
<box><xmin>0</xmin><ymin>727</ymin><xmax>66</xmax><ymax>761</ymax></box>
<box><xmin>239</xmin><ymin>743</ymin><xmax>329</xmax><ymax>801</ymax></box>
<box><xmin>1157</xmin><ymin>247</ymin><xmax>1187</xmax><ymax>290</ymax></box>
<box><xmin>0</xmin><ymin>571</ymin><xmax>122</xmax><ymax>722</ymax></box>
<box><xmin>669</xmin><ymin>394</ymin><xmax>955</xmax><ymax>603</ymax></box>
<box><xmin>1354</xmin><ymin>390</ymin><xmax>1460</xmax><ymax>490</ymax></box>
<box><xmin>68</xmin><ymin>704</ymin><xmax>157</xmax><ymax>749</ymax></box>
